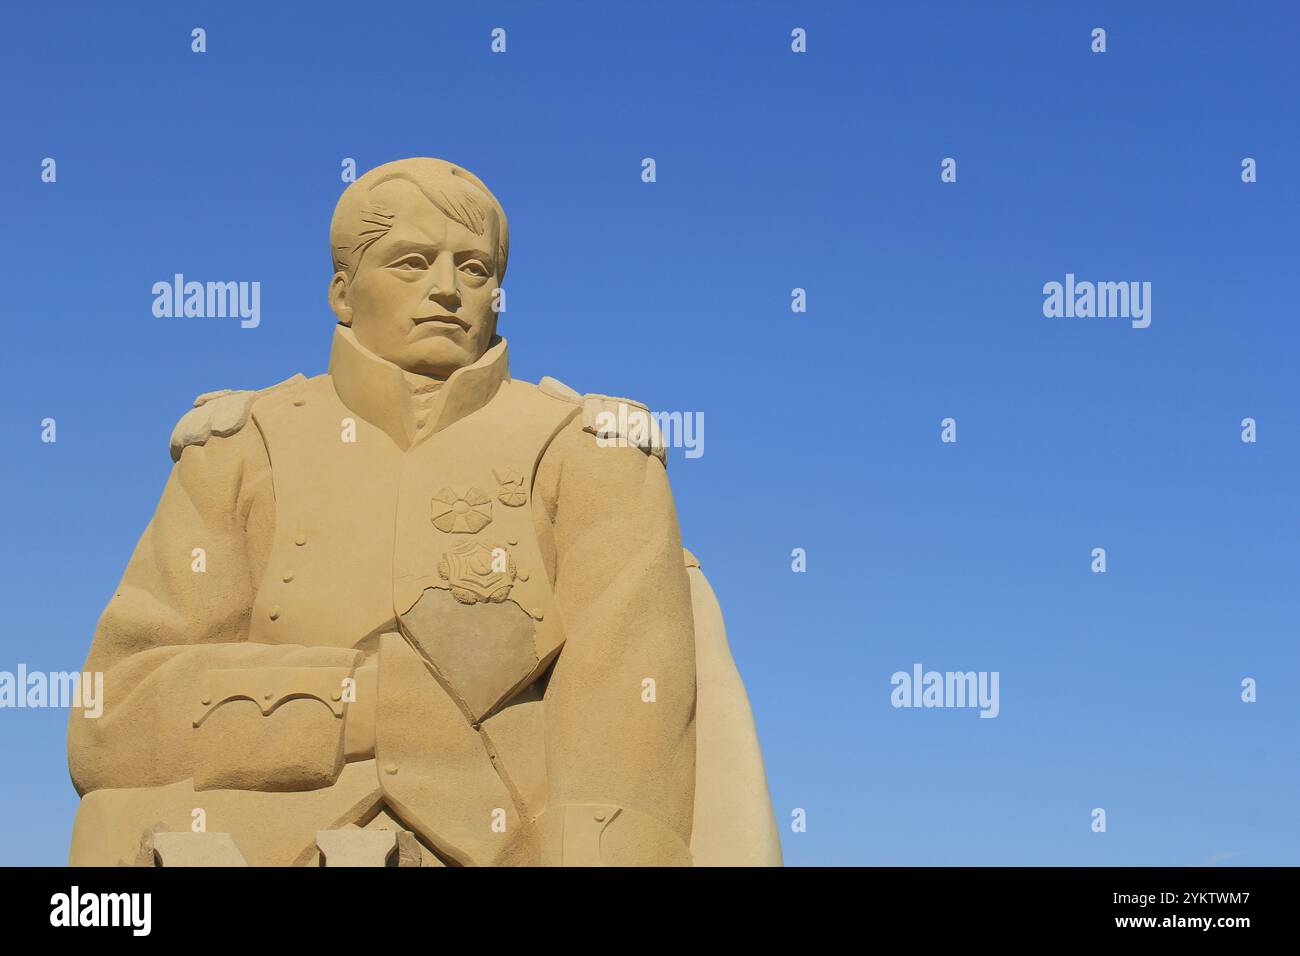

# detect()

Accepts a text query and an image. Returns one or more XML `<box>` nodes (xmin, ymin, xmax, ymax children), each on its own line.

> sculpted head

<box><xmin>329</xmin><ymin>158</ymin><xmax>509</xmax><ymax>378</ymax></box>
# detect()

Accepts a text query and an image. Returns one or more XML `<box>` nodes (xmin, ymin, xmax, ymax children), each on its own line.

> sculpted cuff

<box><xmin>193</xmin><ymin>665</ymin><xmax>356</xmax><ymax>792</ymax></box>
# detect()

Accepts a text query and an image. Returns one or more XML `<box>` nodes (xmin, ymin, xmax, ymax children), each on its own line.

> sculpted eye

<box><xmin>460</xmin><ymin>260</ymin><xmax>490</xmax><ymax>278</ymax></box>
<box><xmin>389</xmin><ymin>255</ymin><xmax>427</xmax><ymax>271</ymax></box>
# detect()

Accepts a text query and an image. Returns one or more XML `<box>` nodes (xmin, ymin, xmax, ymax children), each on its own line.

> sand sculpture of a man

<box><xmin>67</xmin><ymin>158</ymin><xmax>779</xmax><ymax>867</ymax></box>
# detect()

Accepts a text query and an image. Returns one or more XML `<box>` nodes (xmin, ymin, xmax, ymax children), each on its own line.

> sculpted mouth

<box><xmin>413</xmin><ymin>313</ymin><xmax>470</xmax><ymax>332</ymax></box>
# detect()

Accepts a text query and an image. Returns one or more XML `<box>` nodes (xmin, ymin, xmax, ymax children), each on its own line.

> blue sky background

<box><xmin>1</xmin><ymin>1</ymin><xmax>1296</xmax><ymax>865</ymax></box>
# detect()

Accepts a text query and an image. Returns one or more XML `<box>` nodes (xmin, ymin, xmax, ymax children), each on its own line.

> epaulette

<box><xmin>537</xmin><ymin>376</ymin><xmax>667</xmax><ymax>467</ymax></box>
<box><xmin>169</xmin><ymin>374</ymin><xmax>306</xmax><ymax>462</ymax></box>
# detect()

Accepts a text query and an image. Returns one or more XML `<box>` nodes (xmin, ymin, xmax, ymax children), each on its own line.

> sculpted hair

<box><xmin>330</xmin><ymin>158</ymin><xmax>510</xmax><ymax>281</ymax></box>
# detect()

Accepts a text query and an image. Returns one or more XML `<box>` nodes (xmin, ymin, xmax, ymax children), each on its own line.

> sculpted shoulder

<box><xmin>519</xmin><ymin>375</ymin><xmax>667</xmax><ymax>467</ymax></box>
<box><xmin>171</xmin><ymin>371</ymin><xmax>667</xmax><ymax>467</ymax></box>
<box><xmin>168</xmin><ymin>374</ymin><xmax>309</xmax><ymax>462</ymax></box>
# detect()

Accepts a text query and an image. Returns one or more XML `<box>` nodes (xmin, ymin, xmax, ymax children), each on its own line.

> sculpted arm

<box><xmin>533</xmin><ymin>420</ymin><xmax>696</xmax><ymax>865</ymax></box>
<box><xmin>68</xmin><ymin>415</ymin><xmax>361</xmax><ymax>795</ymax></box>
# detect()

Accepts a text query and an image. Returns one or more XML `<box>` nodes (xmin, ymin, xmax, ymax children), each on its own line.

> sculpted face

<box><xmin>330</xmin><ymin>177</ymin><xmax>501</xmax><ymax>378</ymax></box>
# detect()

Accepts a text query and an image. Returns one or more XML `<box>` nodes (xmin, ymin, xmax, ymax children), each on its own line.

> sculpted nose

<box><xmin>426</xmin><ymin>253</ymin><xmax>460</xmax><ymax>307</ymax></box>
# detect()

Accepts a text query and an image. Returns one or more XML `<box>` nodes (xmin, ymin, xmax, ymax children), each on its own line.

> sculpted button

<box><xmin>282</xmin><ymin>572</ymin><xmax>294</xmax><ymax>583</ymax></box>
<box><xmin>295</xmin><ymin>532</ymin><xmax>307</xmax><ymax>546</ymax></box>
<box><xmin>384</xmin><ymin>763</ymin><xmax>399</xmax><ymax>776</ymax></box>
<box><xmin>293</xmin><ymin>399</ymin><xmax>306</xmax><ymax>407</ymax></box>
<box><xmin>269</xmin><ymin>605</ymin><xmax>281</xmax><ymax>621</ymax></box>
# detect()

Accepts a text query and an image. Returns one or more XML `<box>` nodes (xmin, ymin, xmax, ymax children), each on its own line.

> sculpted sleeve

<box><xmin>533</xmin><ymin>419</ymin><xmax>696</xmax><ymax>866</ymax></box>
<box><xmin>67</xmin><ymin>421</ymin><xmax>362</xmax><ymax>795</ymax></box>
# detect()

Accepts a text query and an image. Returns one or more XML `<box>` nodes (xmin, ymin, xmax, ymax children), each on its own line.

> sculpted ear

<box><xmin>329</xmin><ymin>272</ymin><xmax>353</xmax><ymax>326</ymax></box>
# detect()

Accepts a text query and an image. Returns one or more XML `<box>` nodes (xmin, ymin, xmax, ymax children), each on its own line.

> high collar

<box><xmin>328</xmin><ymin>325</ymin><xmax>510</xmax><ymax>451</ymax></box>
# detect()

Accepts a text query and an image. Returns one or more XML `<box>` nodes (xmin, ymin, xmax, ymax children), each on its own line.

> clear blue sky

<box><xmin>1</xmin><ymin>1</ymin><xmax>1296</xmax><ymax>866</ymax></box>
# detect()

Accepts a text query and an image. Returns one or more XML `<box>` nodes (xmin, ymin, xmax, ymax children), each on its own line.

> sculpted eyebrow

<box><xmin>380</xmin><ymin>239</ymin><xmax>439</xmax><ymax>261</ymax></box>
<box><xmin>379</xmin><ymin>239</ymin><xmax>492</xmax><ymax>264</ymax></box>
